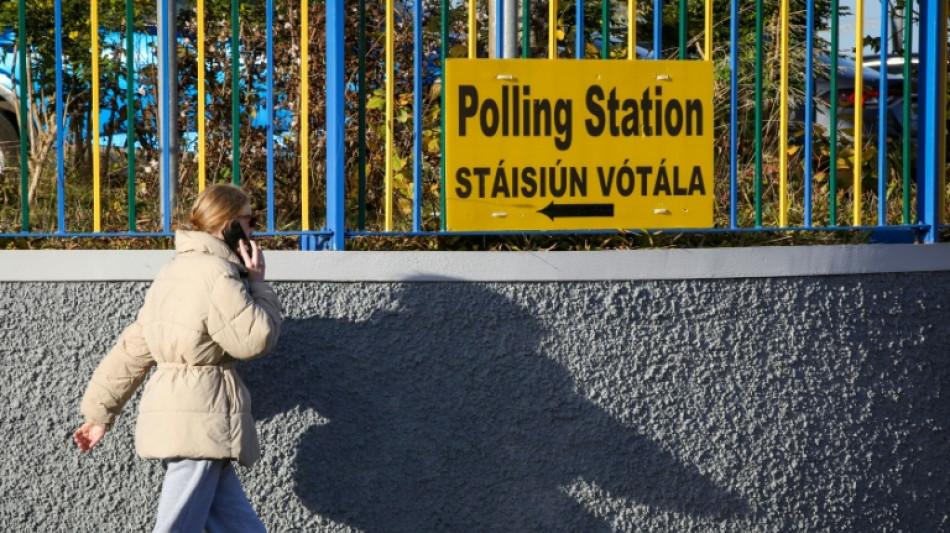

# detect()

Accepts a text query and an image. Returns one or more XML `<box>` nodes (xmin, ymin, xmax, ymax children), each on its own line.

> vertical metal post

<box><xmin>413</xmin><ymin>0</ymin><xmax>423</xmax><ymax>232</ymax></box>
<box><xmin>301</xmin><ymin>0</ymin><xmax>311</xmax><ymax>231</ymax></box>
<box><xmin>852</xmin><ymin>0</ymin><xmax>864</xmax><ymax>226</ymax></box>
<box><xmin>916</xmin><ymin>0</ymin><xmax>946</xmax><ymax>242</ymax></box>
<box><xmin>575</xmin><ymin>0</ymin><xmax>584</xmax><ymax>58</ymax></box>
<box><xmin>803</xmin><ymin>0</ymin><xmax>814</xmax><ymax>227</ymax></box>
<box><xmin>729</xmin><ymin>0</ymin><xmax>738</xmax><ymax>228</ymax></box>
<box><xmin>157</xmin><ymin>0</ymin><xmax>179</xmax><ymax>232</ymax></box>
<box><xmin>231</xmin><ymin>0</ymin><xmax>240</xmax><ymax>185</ymax></box>
<box><xmin>504</xmin><ymin>0</ymin><xmax>517</xmax><ymax>58</ymax></box>
<box><xmin>876</xmin><ymin>0</ymin><xmax>888</xmax><ymax>225</ymax></box>
<box><xmin>17</xmin><ymin>0</ymin><xmax>28</xmax><ymax>232</ymax></box>
<box><xmin>266</xmin><ymin>0</ymin><xmax>275</xmax><ymax>232</ymax></box>
<box><xmin>678</xmin><ymin>0</ymin><xmax>686</xmax><ymax>59</ymax></box>
<box><xmin>55</xmin><ymin>0</ymin><xmax>65</xmax><ymax>233</ymax></box>
<box><xmin>358</xmin><ymin>0</ymin><xmax>367</xmax><ymax>229</ymax></box>
<box><xmin>753</xmin><ymin>0</ymin><xmax>764</xmax><ymax>226</ymax></box>
<box><xmin>495</xmin><ymin>0</ymin><xmax>504</xmax><ymax>56</ymax></box>
<box><xmin>126</xmin><ymin>0</ymin><xmax>137</xmax><ymax>232</ymax></box>
<box><xmin>828</xmin><ymin>0</ymin><xmax>838</xmax><ymax>225</ymax></box>
<box><xmin>326</xmin><ymin>0</ymin><xmax>346</xmax><ymax>249</ymax></box>
<box><xmin>900</xmin><ymin>0</ymin><xmax>911</xmax><ymax>224</ymax></box>
<box><xmin>523</xmin><ymin>0</ymin><xmax>531</xmax><ymax>57</ymax></box>
<box><xmin>440</xmin><ymin>0</ymin><xmax>448</xmax><ymax>230</ymax></box>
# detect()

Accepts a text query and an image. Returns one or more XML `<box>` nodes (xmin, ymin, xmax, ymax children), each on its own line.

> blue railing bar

<box><xmin>413</xmin><ymin>0</ymin><xmax>423</xmax><ymax>232</ymax></box>
<box><xmin>159</xmin><ymin>0</ymin><xmax>173</xmax><ymax>233</ymax></box>
<box><xmin>877</xmin><ymin>0</ymin><xmax>888</xmax><ymax>225</ymax></box>
<box><xmin>575</xmin><ymin>0</ymin><xmax>584</xmax><ymax>59</ymax></box>
<box><xmin>326</xmin><ymin>0</ymin><xmax>346</xmax><ymax>250</ymax></box>
<box><xmin>900</xmin><ymin>0</ymin><xmax>912</xmax><ymax>224</ymax></box>
<box><xmin>803</xmin><ymin>0</ymin><xmax>814</xmax><ymax>227</ymax></box>
<box><xmin>266</xmin><ymin>0</ymin><xmax>275</xmax><ymax>233</ymax></box>
<box><xmin>915</xmin><ymin>0</ymin><xmax>947</xmax><ymax>243</ymax></box>
<box><xmin>230</xmin><ymin>0</ymin><xmax>240</xmax><ymax>184</ymax></box>
<box><xmin>0</xmin><ymin>230</ymin><xmax>337</xmax><ymax>238</ymax></box>
<box><xmin>343</xmin><ymin>224</ymin><xmax>931</xmax><ymax>238</ymax></box>
<box><xmin>439</xmin><ymin>0</ymin><xmax>447</xmax><ymax>229</ymax></box>
<box><xmin>496</xmin><ymin>0</ymin><xmax>504</xmax><ymax>57</ymax></box>
<box><xmin>55</xmin><ymin>0</ymin><xmax>65</xmax><ymax>233</ymax></box>
<box><xmin>729</xmin><ymin>0</ymin><xmax>738</xmax><ymax>228</ymax></box>
<box><xmin>653</xmin><ymin>0</ymin><xmax>662</xmax><ymax>59</ymax></box>
<box><xmin>17</xmin><ymin>0</ymin><xmax>28</xmax><ymax>231</ymax></box>
<box><xmin>126</xmin><ymin>0</ymin><xmax>135</xmax><ymax>232</ymax></box>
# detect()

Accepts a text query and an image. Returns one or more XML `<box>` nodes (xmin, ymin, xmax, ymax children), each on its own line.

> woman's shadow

<box><xmin>247</xmin><ymin>280</ymin><xmax>745</xmax><ymax>531</ymax></box>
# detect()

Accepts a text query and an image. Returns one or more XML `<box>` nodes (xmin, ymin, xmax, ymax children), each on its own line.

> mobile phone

<box><xmin>222</xmin><ymin>219</ymin><xmax>250</xmax><ymax>260</ymax></box>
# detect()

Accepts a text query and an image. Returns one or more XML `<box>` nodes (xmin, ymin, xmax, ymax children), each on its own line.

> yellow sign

<box><xmin>444</xmin><ymin>59</ymin><xmax>714</xmax><ymax>231</ymax></box>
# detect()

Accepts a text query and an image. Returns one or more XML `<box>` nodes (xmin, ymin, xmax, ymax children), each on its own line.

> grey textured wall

<box><xmin>1</xmin><ymin>274</ymin><xmax>948</xmax><ymax>531</ymax></box>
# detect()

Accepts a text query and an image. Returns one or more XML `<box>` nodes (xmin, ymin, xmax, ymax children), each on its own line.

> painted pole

<box><xmin>916</xmin><ymin>0</ymin><xmax>947</xmax><ymax>242</ymax></box>
<box><xmin>326</xmin><ymin>0</ymin><xmax>346</xmax><ymax>249</ymax></box>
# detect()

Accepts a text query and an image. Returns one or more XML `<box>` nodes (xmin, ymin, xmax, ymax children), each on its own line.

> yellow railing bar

<box><xmin>704</xmin><ymin>0</ymin><xmax>713</xmax><ymax>61</ymax></box>
<box><xmin>778</xmin><ymin>0</ymin><xmax>789</xmax><ymax>227</ymax></box>
<box><xmin>469</xmin><ymin>0</ymin><xmax>476</xmax><ymax>58</ymax></box>
<box><xmin>92</xmin><ymin>0</ymin><xmax>101</xmax><ymax>232</ymax></box>
<box><xmin>548</xmin><ymin>0</ymin><xmax>556</xmax><ymax>58</ymax></box>
<box><xmin>198</xmin><ymin>0</ymin><xmax>206</xmax><ymax>192</ymax></box>
<box><xmin>301</xmin><ymin>0</ymin><xmax>310</xmax><ymax>230</ymax></box>
<box><xmin>385</xmin><ymin>0</ymin><xmax>394</xmax><ymax>230</ymax></box>
<box><xmin>628</xmin><ymin>0</ymin><xmax>637</xmax><ymax>60</ymax></box>
<box><xmin>853</xmin><ymin>0</ymin><xmax>864</xmax><ymax>226</ymax></box>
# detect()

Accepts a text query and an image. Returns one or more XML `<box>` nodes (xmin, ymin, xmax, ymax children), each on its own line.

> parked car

<box><xmin>866</xmin><ymin>53</ymin><xmax>950</xmax><ymax>151</ymax></box>
<box><xmin>795</xmin><ymin>55</ymin><xmax>911</xmax><ymax>143</ymax></box>
<box><xmin>863</xmin><ymin>53</ymin><xmax>919</xmax><ymax>79</ymax></box>
<box><xmin>862</xmin><ymin>53</ymin><xmax>919</xmax><ymax>139</ymax></box>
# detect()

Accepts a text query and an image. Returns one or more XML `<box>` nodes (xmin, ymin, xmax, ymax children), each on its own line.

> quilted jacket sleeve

<box><xmin>80</xmin><ymin>320</ymin><xmax>155</xmax><ymax>429</ymax></box>
<box><xmin>207</xmin><ymin>272</ymin><xmax>282</xmax><ymax>360</ymax></box>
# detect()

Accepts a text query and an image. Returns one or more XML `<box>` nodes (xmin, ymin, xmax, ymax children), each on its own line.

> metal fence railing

<box><xmin>0</xmin><ymin>0</ymin><xmax>946</xmax><ymax>248</ymax></box>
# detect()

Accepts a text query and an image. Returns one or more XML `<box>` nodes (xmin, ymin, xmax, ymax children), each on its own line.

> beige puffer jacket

<box><xmin>80</xmin><ymin>230</ymin><xmax>282</xmax><ymax>467</ymax></box>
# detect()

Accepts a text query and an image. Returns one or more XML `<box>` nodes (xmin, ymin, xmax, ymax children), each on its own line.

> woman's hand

<box><xmin>239</xmin><ymin>240</ymin><xmax>266</xmax><ymax>282</ymax></box>
<box><xmin>73</xmin><ymin>423</ymin><xmax>107</xmax><ymax>452</ymax></box>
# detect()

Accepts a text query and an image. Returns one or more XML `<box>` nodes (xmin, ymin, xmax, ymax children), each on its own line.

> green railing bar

<box><xmin>753</xmin><ymin>0</ymin><xmax>763</xmax><ymax>226</ymax></box>
<box><xmin>358</xmin><ymin>0</ymin><xmax>367</xmax><ymax>229</ymax></box>
<box><xmin>440</xmin><ymin>0</ymin><xmax>448</xmax><ymax>230</ymax></box>
<box><xmin>126</xmin><ymin>0</ymin><xmax>136</xmax><ymax>231</ymax></box>
<box><xmin>18</xmin><ymin>0</ymin><xmax>28</xmax><ymax>231</ymax></box>
<box><xmin>678</xmin><ymin>0</ymin><xmax>686</xmax><ymax>59</ymax></box>
<box><xmin>231</xmin><ymin>0</ymin><xmax>240</xmax><ymax>185</ymax></box>
<box><xmin>522</xmin><ymin>0</ymin><xmax>530</xmax><ymax>57</ymax></box>
<box><xmin>829</xmin><ymin>0</ymin><xmax>838</xmax><ymax>225</ymax></box>
<box><xmin>901</xmin><ymin>0</ymin><xmax>911</xmax><ymax>224</ymax></box>
<box><xmin>602</xmin><ymin>0</ymin><xmax>609</xmax><ymax>59</ymax></box>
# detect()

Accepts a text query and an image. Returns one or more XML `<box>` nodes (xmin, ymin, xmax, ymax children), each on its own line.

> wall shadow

<box><xmin>247</xmin><ymin>281</ymin><xmax>746</xmax><ymax>531</ymax></box>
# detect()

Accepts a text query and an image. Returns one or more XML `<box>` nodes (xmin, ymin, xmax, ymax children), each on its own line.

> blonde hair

<box><xmin>188</xmin><ymin>184</ymin><xmax>250</xmax><ymax>234</ymax></box>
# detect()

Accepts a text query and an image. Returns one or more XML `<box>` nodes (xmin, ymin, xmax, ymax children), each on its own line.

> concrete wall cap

<box><xmin>2</xmin><ymin>244</ymin><xmax>950</xmax><ymax>281</ymax></box>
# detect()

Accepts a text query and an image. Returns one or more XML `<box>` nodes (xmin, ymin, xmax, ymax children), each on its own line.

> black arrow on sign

<box><xmin>538</xmin><ymin>201</ymin><xmax>615</xmax><ymax>220</ymax></box>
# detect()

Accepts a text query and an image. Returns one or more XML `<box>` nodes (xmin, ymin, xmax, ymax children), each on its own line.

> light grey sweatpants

<box><xmin>153</xmin><ymin>459</ymin><xmax>266</xmax><ymax>533</ymax></box>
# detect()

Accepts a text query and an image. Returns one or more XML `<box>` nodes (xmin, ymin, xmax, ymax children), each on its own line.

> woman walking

<box><xmin>73</xmin><ymin>184</ymin><xmax>282</xmax><ymax>532</ymax></box>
